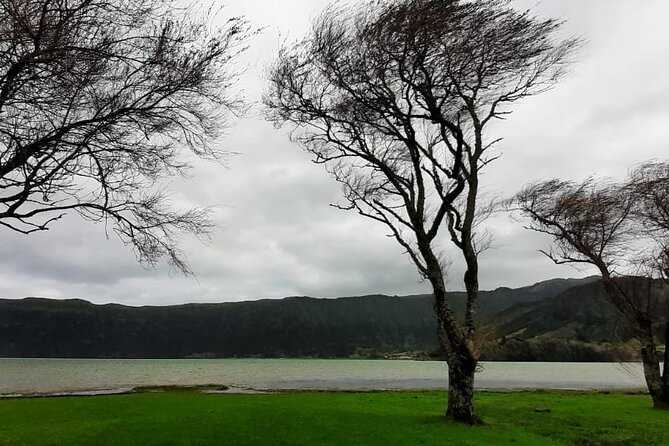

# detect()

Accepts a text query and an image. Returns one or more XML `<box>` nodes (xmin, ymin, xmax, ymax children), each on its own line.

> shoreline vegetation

<box><xmin>0</xmin><ymin>389</ymin><xmax>666</xmax><ymax>445</ymax></box>
<box><xmin>349</xmin><ymin>339</ymin><xmax>646</xmax><ymax>362</ymax></box>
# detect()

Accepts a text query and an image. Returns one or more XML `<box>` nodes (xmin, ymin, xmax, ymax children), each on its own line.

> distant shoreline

<box><xmin>0</xmin><ymin>385</ymin><xmax>650</xmax><ymax>400</ymax></box>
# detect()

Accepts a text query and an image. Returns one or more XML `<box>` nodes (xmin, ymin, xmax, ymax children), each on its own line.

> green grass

<box><xmin>0</xmin><ymin>390</ymin><xmax>667</xmax><ymax>445</ymax></box>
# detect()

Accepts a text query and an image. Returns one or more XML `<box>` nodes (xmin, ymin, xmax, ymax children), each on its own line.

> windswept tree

<box><xmin>0</xmin><ymin>0</ymin><xmax>252</xmax><ymax>273</ymax></box>
<box><xmin>631</xmin><ymin>162</ymin><xmax>669</xmax><ymax>283</ymax></box>
<box><xmin>513</xmin><ymin>161</ymin><xmax>669</xmax><ymax>408</ymax></box>
<box><xmin>265</xmin><ymin>0</ymin><xmax>578</xmax><ymax>423</ymax></box>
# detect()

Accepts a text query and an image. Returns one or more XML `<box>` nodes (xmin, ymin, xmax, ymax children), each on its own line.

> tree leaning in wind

<box><xmin>264</xmin><ymin>0</ymin><xmax>578</xmax><ymax>423</ymax></box>
<box><xmin>0</xmin><ymin>0</ymin><xmax>251</xmax><ymax>273</ymax></box>
<box><xmin>513</xmin><ymin>161</ymin><xmax>669</xmax><ymax>408</ymax></box>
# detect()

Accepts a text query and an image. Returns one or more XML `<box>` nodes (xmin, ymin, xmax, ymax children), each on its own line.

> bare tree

<box><xmin>513</xmin><ymin>162</ymin><xmax>669</xmax><ymax>408</ymax></box>
<box><xmin>629</xmin><ymin>161</ymin><xmax>669</xmax><ymax>407</ymax></box>
<box><xmin>264</xmin><ymin>0</ymin><xmax>578</xmax><ymax>423</ymax></box>
<box><xmin>0</xmin><ymin>0</ymin><xmax>252</xmax><ymax>273</ymax></box>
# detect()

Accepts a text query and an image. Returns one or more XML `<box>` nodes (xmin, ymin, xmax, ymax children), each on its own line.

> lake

<box><xmin>0</xmin><ymin>359</ymin><xmax>648</xmax><ymax>396</ymax></box>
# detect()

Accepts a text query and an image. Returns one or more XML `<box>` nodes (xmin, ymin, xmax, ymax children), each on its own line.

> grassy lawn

<box><xmin>0</xmin><ymin>390</ymin><xmax>667</xmax><ymax>445</ymax></box>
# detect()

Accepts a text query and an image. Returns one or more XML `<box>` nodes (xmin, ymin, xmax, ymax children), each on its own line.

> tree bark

<box><xmin>639</xmin><ymin>332</ymin><xmax>669</xmax><ymax>409</ymax></box>
<box><xmin>440</xmin><ymin>158</ymin><xmax>481</xmax><ymax>424</ymax></box>
<box><xmin>427</xmin><ymin>260</ymin><xmax>480</xmax><ymax>424</ymax></box>
<box><xmin>445</xmin><ymin>344</ymin><xmax>480</xmax><ymax>424</ymax></box>
<box><xmin>461</xmin><ymin>170</ymin><xmax>480</xmax><ymax>340</ymax></box>
<box><xmin>598</xmin><ymin>276</ymin><xmax>669</xmax><ymax>408</ymax></box>
<box><xmin>663</xmin><ymin>323</ymin><xmax>669</xmax><ymax>402</ymax></box>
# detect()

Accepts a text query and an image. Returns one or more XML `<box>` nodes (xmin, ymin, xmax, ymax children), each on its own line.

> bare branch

<box><xmin>264</xmin><ymin>0</ymin><xmax>579</xmax><ymax>421</ymax></box>
<box><xmin>0</xmin><ymin>0</ymin><xmax>254</xmax><ymax>273</ymax></box>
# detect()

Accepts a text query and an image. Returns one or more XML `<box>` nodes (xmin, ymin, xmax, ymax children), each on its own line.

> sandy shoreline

<box><xmin>0</xmin><ymin>385</ymin><xmax>269</xmax><ymax>398</ymax></box>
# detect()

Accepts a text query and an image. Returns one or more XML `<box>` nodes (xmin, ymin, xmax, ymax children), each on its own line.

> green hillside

<box><xmin>0</xmin><ymin>276</ymin><xmax>651</xmax><ymax>361</ymax></box>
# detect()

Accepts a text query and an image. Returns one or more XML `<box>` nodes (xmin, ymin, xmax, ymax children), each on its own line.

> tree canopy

<box><xmin>265</xmin><ymin>0</ymin><xmax>578</xmax><ymax>423</ymax></box>
<box><xmin>513</xmin><ymin>160</ymin><xmax>669</xmax><ymax>408</ymax></box>
<box><xmin>0</xmin><ymin>0</ymin><xmax>251</xmax><ymax>272</ymax></box>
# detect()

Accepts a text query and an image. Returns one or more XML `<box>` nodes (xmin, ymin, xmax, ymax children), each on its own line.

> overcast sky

<box><xmin>1</xmin><ymin>0</ymin><xmax>668</xmax><ymax>306</ymax></box>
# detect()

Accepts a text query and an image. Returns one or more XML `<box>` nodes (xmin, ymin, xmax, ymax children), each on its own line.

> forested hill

<box><xmin>0</xmin><ymin>276</ymin><xmax>641</xmax><ymax>361</ymax></box>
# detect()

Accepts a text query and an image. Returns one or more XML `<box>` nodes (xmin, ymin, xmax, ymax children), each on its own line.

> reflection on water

<box><xmin>0</xmin><ymin>358</ymin><xmax>647</xmax><ymax>395</ymax></box>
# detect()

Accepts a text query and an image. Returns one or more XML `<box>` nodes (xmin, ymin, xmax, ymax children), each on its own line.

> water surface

<box><xmin>0</xmin><ymin>358</ymin><xmax>647</xmax><ymax>395</ymax></box>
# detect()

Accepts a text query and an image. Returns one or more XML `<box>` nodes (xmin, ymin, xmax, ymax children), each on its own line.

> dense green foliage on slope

<box><xmin>0</xmin><ymin>276</ymin><xmax>648</xmax><ymax>360</ymax></box>
<box><xmin>0</xmin><ymin>391</ymin><xmax>667</xmax><ymax>445</ymax></box>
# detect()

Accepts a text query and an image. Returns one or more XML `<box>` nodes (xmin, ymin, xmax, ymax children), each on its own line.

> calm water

<box><xmin>0</xmin><ymin>359</ymin><xmax>648</xmax><ymax>395</ymax></box>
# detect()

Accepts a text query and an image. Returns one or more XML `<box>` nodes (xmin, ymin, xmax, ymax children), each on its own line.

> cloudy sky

<box><xmin>1</xmin><ymin>0</ymin><xmax>668</xmax><ymax>306</ymax></box>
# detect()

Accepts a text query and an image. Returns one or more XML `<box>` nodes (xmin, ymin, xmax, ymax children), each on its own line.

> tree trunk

<box><xmin>663</xmin><ymin>323</ymin><xmax>669</xmax><ymax>400</ymax></box>
<box><xmin>443</xmin><ymin>161</ymin><xmax>481</xmax><ymax>424</ymax></box>
<box><xmin>426</xmin><ymin>255</ymin><xmax>480</xmax><ymax>424</ymax></box>
<box><xmin>418</xmin><ymin>193</ymin><xmax>484</xmax><ymax>423</ymax></box>
<box><xmin>446</xmin><ymin>346</ymin><xmax>480</xmax><ymax>424</ymax></box>
<box><xmin>432</xmin><ymin>287</ymin><xmax>480</xmax><ymax>423</ymax></box>
<box><xmin>598</xmin><ymin>276</ymin><xmax>669</xmax><ymax>408</ymax></box>
<box><xmin>640</xmin><ymin>334</ymin><xmax>669</xmax><ymax>409</ymax></box>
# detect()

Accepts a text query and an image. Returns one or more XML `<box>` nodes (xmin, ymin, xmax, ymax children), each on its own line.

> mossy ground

<box><xmin>0</xmin><ymin>390</ymin><xmax>666</xmax><ymax>445</ymax></box>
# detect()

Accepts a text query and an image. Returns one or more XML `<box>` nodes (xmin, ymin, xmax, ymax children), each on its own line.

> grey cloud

<box><xmin>0</xmin><ymin>214</ymin><xmax>144</xmax><ymax>287</ymax></box>
<box><xmin>2</xmin><ymin>0</ymin><xmax>668</xmax><ymax>305</ymax></box>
